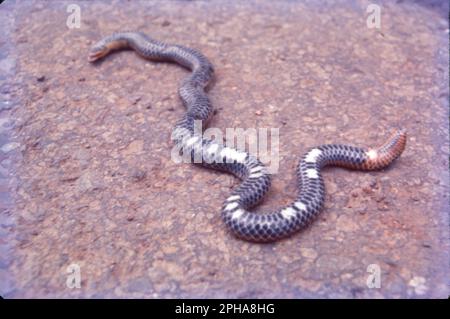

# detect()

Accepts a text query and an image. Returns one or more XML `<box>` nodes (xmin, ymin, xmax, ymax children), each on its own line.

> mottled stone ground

<box><xmin>0</xmin><ymin>0</ymin><xmax>448</xmax><ymax>298</ymax></box>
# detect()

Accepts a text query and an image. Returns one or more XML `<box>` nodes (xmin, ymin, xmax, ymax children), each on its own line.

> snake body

<box><xmin>89</xmin><ymin>32</ymin><xmax>406</xmax><ymax>242</ymax></box>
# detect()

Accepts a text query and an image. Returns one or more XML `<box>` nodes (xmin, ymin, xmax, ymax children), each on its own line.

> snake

<box><xmin>88</xmin><ymin>32</ymin><xmax>407</xmax><ymax>242</ymax></box>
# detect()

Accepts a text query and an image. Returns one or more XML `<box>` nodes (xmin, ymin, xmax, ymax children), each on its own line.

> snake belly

<box><xmin>89</xmin><ymin>32</ymin><xmax>407</xmax><ymax>242</ymax></box>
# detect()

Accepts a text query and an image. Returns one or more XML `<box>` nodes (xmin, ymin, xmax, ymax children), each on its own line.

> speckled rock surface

<box><xmin>0</xmin><ymin>0</ymin><xmax>448</xmax><ymax>298</ymax></box>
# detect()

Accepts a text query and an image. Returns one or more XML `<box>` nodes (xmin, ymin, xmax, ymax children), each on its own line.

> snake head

<box><xmin>88</xmin><ymin>43</ymin><xmax>109</xmax><ymax>62</ymax></box>
<box><xmin>88</xmin><ymin>37</ymin><xmax>129</xmax><ymax>62</ymax></box>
